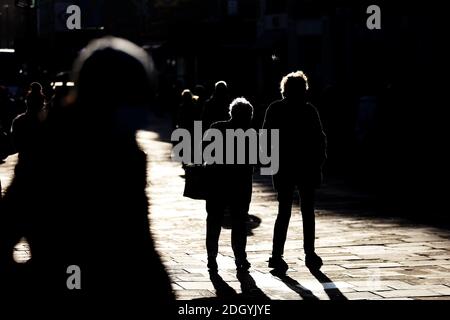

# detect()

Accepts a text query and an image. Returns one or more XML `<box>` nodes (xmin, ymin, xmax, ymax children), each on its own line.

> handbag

<box><xmin>183</xmin><ymin>164</ymin><xmax>210</xmax><ymax>200</ymax></box>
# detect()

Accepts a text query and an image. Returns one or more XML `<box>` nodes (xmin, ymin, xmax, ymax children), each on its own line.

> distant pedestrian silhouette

<box><xmin>193</xmin><ymin>84</ymin><xmax>207</xmax><ymax>113</ymax></box>
<box><xmin>10</xmin><ymin>82</ymin><xmax>47</xmax><ymax>157</ymax></box>
<box><xmin>0</xmin><ymin>85</ymin><xmax>16</xmax><ymax>131</ymax></box>
<box><xmin>0</xmin><ymin>37</ymin><xmax>174</xmax><ymax>309</ymax></box>
<box><xmin>177</xmin><ymin>89</ymin><xmax>202</xmax><ymax>166</ymax></box>
<box><xmin>202</xmin><ymin>81</ymin><xmax>231</xmax><ymax>130</ymax></box>
<box><xmin>204</xmin><ymin>98</ymin><xmax>254</xmax><ymax>272</ymax></box>
<box><xmin>0</xmin><ymin>86</ymin><xmax>15</xmax><ymax>161</ymax></box>
<box><xmin>177</xmin><ymin>89</ymin><xmax>201</xmax><ymax>133</ymax></box>
<box><xmin>263</xmin><ymin>71</ymin><xmax>327</xmax><ymax>273</ymax></box>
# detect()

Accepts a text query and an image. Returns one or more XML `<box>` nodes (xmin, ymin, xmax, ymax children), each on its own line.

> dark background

<box><xmin>0</xmin><ymin>0</ymin><xmax>447</xmax><ymax>222</ymax></box>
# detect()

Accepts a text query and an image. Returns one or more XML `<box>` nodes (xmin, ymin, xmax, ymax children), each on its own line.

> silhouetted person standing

<box><xmin>205</xmin><ymin>98</ymin><xmax>254</xmax><ymax>273</ymax></box>
<box><xmin>263</xmin><ymin>71</ymin><xmax>327</xmax><ymax>273</ymax></box>
<box><xmin>10</xmin><ymin>82</ymin><xmax>47</xmax><ymax>157</ymax></box>
<box><xmin>202</xmin><ymin>81</ymin><xmax>230</xmax><ymax>129</ymax></box>
<box><xmin>177</xmin><ymin>89</ymin><xmax>201</xmax><ymax>133</ymax></box>
<box><xmin>1</xmin><ymin>86</ymin><xmax>14</xmax><ymax>161</ymax></box>
<box><xmin>177</xmin><ymin>89</ymin><xmax>202</xmax><ymax>166</ymax></box>
<box><xmin>0</xmin><ymin>85</ymin><xmax>16</xmax><ymax>134</ymax></box>
<box><xmin>0</xmin><ymin>37</ymin><xmax>174</xmax><ymax>310</ymax></box>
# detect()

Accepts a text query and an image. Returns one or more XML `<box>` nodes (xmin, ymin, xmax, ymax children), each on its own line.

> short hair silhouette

<box><xmin>215</xmin><ymin>81</ymin><xmax>228</xmax><ymax>90</ymax></box>
<box><xmin>181</xmin><ymin>89</ymin><xmax>196</xmax><ymax>102</ymax></box>
<box><xmin>214</xmin><ymin>81</ymin><xmax>228</xmax><ymax>97</ymax></box>
<box><xmin>26</xmin><ymin>82</ymin><xmax>45</xmax><ymax>113</ymax></box>
<box><xmin>29</xmin><ymin>82</ymin><xmax>43</xmax><ymax>94</ymax></box>
<box><xmin>181</xmin><ymin>89</ymin><xmax>194</xmax><ymax>99</ymax></box>
<box><xmin>229</xmin><ymin>97</ymin><xmax>253</xmax><ymax>120</ymax></box>
<box><xmin>280</xmin><ymin>71</ymin><xmax>309</xmax><ymax>99</ymax></box>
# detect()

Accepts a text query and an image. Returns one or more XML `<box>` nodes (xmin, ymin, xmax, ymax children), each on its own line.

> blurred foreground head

<box><xmin>71</xmin><ymin>37</ymin><xmax>156</xmax><ymax>117</ymax></box>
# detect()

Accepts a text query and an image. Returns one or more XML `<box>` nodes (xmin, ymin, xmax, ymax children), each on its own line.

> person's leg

<box><xmin>299</xmin><ymin>186</ymin><xmax>322</xmax><ymax>270</ymax></box>
<box><xmin>271</xmin><ymin>186</ymin><xmax>294</xmax><ymax>259</ymax></box>
<box><xmin>206</xmin><ymin>199</ymin><xmax>225</xmax><ymax>270</ymax></box>
<box><xmin>299</xmin><ymin>186</ymin><xmax>316</xmax><ymax>254</ymax></box>
<box><xmin>230</xmin><ymin>199</ymin><xmax>250</xmax><ymax>270</ymax></box>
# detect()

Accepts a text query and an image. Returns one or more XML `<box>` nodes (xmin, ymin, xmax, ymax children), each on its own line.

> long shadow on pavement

<box><xmin>310</xmin><ymin>269</ymin><xmax>348</xmax><ymax>300</ymax></box>
<box><xmin>236</xmin><ymin>271</ymin><xmax>271</xmax><ymax>301</ymax></box>
<box><xmin>271</xmin><ymin>269</ymin><xmax>348</xmax><ymax>300</ymax></box>
<box><xmin>207</xmin><ymin>271</ymin><xmax>271</xmax><ymax>301</ymax></box>
<box><xmin>270</xmin><ymin>270</ymin><xmax>319</xmax><ymax>300</ymax></box>
<box><xmin>209</xmin><ymin>272</ymin><xmax>238</xmax><ymax>299</ymax></box>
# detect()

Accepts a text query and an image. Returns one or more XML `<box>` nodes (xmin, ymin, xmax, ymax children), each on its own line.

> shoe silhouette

<box><xmin>207</xmin><ymin>257</ymin><xmax>218</xmax><ymax>272</ymax></box>
<box><xmin>235</xmin><ymin>259</ymin><xmax>251</xmax><ymax>272</ymax></box>
<box><xmin>268</xmin><ymin>257</ymin><xmax>289</xmax><ymax>274</ymax></box>
<box><xmin>305</xmin><ymin>253</ymin><xmax>323</xmax><ymax>270</ymax></box>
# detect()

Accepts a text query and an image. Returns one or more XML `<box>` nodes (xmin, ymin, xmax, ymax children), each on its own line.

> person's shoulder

<box><xmin>210</xmin><ymin>120</ymin><xmax>229</xmax><ymax>129</ymax></box>
<box><xmin>266</xmin><ymin>99</ymin><xmax>284</xmax><ymax>114</ymax></box>
<box><xmin>306</xmin><ymin>102</ymin><xmax>320</xmax><ymax>114</ymax></box>
<box><xmin>306</xmin><ymin>102</ymin><xmax>317</xmax><ymax>109</ymax></box>
<box><xmin>13</xmin><ymin>112</ymin><xmax>26</xmax><ymax>121</ymax></box>
<box><xmin>11</xmin><ymin>113</ymin><xmax>27</xmax><ymax>127</ymax></box>
<box><xmin>269</xmin><ymin>99</ymin><xmax>284</xmax><ymax>108</ymax></box>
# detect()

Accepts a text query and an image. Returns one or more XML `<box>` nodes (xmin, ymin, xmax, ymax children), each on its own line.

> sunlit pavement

<box><xmin>1</xmin><ymin>115</ymin><xmax>450</xmax><ymax>300</ymax></box>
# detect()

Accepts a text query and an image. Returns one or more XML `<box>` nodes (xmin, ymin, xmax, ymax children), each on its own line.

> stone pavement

<box><xmin>1</xmin><ymin>115</ymin><xmax>450</xmax><ymax>300</ymax></box>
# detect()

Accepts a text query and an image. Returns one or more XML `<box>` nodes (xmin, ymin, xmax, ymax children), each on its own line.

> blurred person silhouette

<box><xmin>177</xmin><ymin>89</ymin><xmax>201</xmax><ymax>166</ymax></box>
<box><xmin>0</xmin><ymin>86</ymin><xmax>15</xmax><ymax>134</ymax></box>
<box><xmin>0</xmin><ymin>37</ymin><xmax>174</xmax><ymax>309</ymax></box>
<box><xmin>204</xmin><ymin>98</ymin><xmax>254</xmax><ymax>273</ymax></box>
<box><xmin>202</xmin><ymin>81</ymin><xmax>230</xmax><ymax>129</ymax></box>
<box><xmin>263</xmin><ymin>71</ymin><xmax>327</xmax><ymax>273</ymax></box>
<box><xmin>10</xmin><ymin>82</ymin><xmax>47</xmax><ymax>157</ymax></box>
<box><xmin>1</xmin><ymin>86</ymin><xmax>14</xmax><ymax>161</ymax></box>
<box><xmin>0</xmin><ymin>86</ymin><xmax>16</xmax><ymax>130</ymax></box>
<box><xmin>193</xmin><ymin>84</ymin><xmax>207</xmax><ymax>113</ymax></box>
<box><xmin>0</xmin><ymin>128</ymin><xmax>9</xmax><ymax>163</ymax></box>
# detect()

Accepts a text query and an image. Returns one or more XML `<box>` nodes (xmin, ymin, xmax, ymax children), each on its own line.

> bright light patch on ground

<box><xmin>13</xmin><ymin>237</ymin><xmax>31</xmax><ymax>264</ymax></box>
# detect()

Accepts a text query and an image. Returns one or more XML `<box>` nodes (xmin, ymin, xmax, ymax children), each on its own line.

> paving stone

<box><xmin>374</xmin><ymin>289</ymin><xmax>442</xmax><ymax>298</ymax></box>
<box><xmin>343</xmin><ymin>292</ymin><xmax>383</xmax><ymax>300</ymax></box>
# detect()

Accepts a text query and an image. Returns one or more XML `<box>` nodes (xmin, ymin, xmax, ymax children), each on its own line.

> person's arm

<box><xmin>10</xmin><ymin>116</ymin><xmax>24</xmax><ymax>154</ymax></box>
<box><xmin>312</xmin><ymin>106</ymin><xmax>327</xmax><ymax>165</ymax></box>
<box><xmin>203</xmin><ymin>121</ymin><xmax>216</xmax><ymax>142</ymax></box>
<box><xmin>262</xmin><ymin>104</ymin><xmax>273</xmax><ymax>130</ymax></box>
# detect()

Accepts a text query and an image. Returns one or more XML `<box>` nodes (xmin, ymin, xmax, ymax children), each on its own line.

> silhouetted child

<box><xmin>263</xmin><ymin>71</ymin><xmax>327</xmax><ymax>273</ymax></box>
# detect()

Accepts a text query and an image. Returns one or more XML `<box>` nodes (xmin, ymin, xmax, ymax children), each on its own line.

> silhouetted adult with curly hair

<box><xmin>264</xmin><ymin>71</ymin><xmax>327</xmax><ymax>273</ymax></box>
